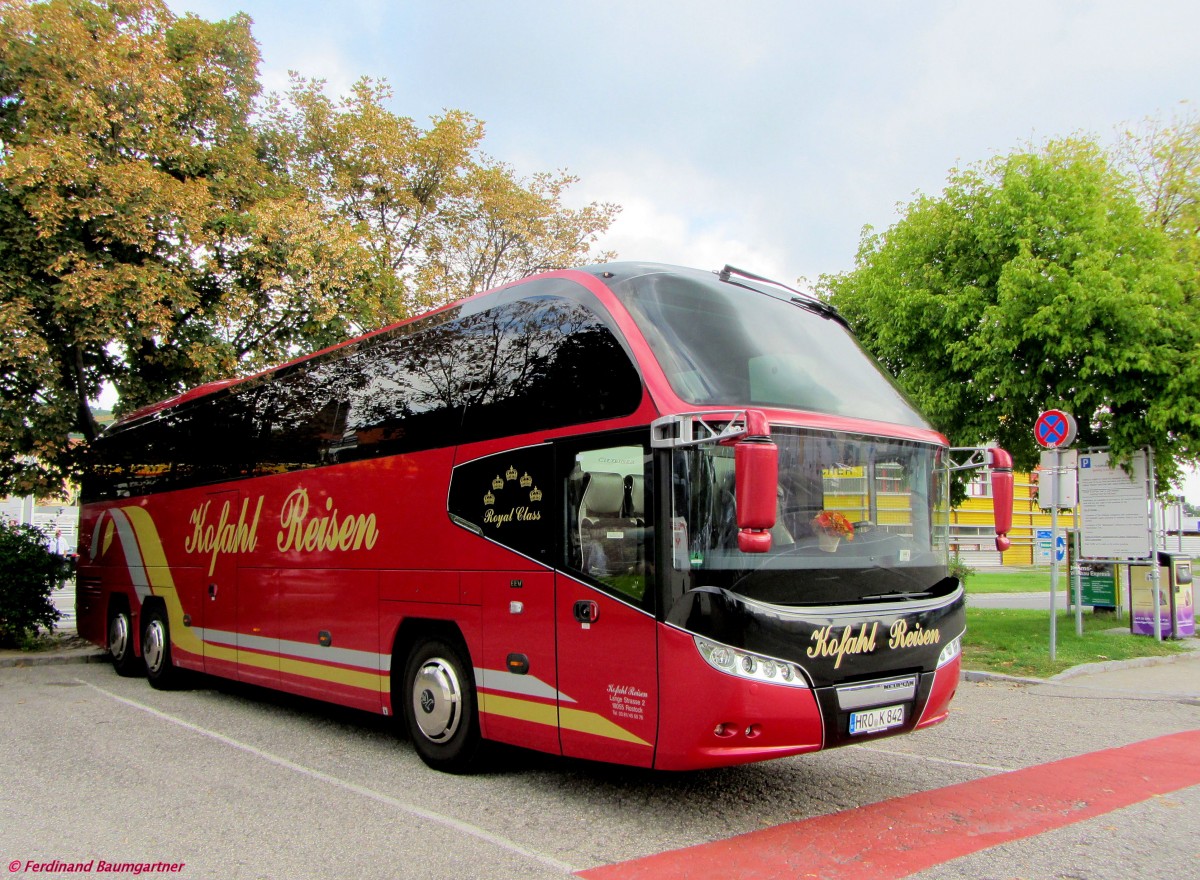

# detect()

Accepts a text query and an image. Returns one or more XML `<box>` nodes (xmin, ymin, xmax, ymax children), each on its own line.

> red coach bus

<box><xmin>76</xmin><ymin>262</ymin><xmax>1013</xmax><ymax>772</ymax></box>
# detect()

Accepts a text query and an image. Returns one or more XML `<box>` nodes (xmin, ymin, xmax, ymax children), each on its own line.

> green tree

<box><xmin>1118</xmin><ymin>109</ymin><xmax>1200</xmax><ymax>246</ymax></box>
<box><xmin>822</xmin><ymin>137</ymin><xmax>1200</xmax><ymax>489</ymax></box>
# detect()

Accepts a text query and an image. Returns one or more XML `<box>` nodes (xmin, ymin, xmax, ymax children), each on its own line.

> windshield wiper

<box><xmin>716</xmin><ymin>264</ymin><xmax>847</xmax><ymax>326</ymax></box>
<box><xmin>858</xmin><ymin>591</ymin><xmax>933</xmax><ymax>602</ymax></box>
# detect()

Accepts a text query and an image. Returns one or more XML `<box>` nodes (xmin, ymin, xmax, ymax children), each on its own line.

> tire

<box><xmin>142</xmin><ymin>605</ymin><xmax>186</xmax><ymax>690</ymax></box>
<box><xmin>401</xmin><ymin>637</ymin><xmax>482</xmax><ymax>773</ymax></box>
<box><xmin>107</xmin><ymin>606</ymin><xmax>141</xmax><ymax>677</ymax></box>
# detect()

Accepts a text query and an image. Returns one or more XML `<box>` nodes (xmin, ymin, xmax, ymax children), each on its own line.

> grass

<box><xmin>963</xmin><ymin>607</ymin><xmax>1185</xmax><ymax>678</ymax></box>
<box><xmin>962</xmin><ymin>568</ymin><xmax>1060</xmax><ymax>593</ymax></box>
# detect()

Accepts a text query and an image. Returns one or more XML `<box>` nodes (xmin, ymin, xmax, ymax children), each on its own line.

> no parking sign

<box><xmin>1032</xmin><ymin>410</ymin><xmax>1080</xmax><ymax>449</ymax></box>
<box><xmin>1034</xmin><ymin>410</ymin><xmax>1077</xmax><ymax>449</ymax></box>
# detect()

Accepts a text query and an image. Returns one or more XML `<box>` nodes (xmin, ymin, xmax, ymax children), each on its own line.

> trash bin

<box><xmin>1129</xmin><ymin>552</ymin><xmax>1194</xmax><ymax>639</ymax></box>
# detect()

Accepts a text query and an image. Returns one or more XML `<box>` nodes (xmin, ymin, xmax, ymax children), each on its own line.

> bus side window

<box><xmin>566</xmin><ymin>446</ymin><xmax>651</xmax><ymax>605</ymax></box>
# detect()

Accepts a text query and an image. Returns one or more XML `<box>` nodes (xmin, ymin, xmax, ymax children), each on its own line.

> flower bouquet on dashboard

<box><xmin>812</xmin><ymin>510</ymin><xmax>855</xmax><ymax>552</ymax></box>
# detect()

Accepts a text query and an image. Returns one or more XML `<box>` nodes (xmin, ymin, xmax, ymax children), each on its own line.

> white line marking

<box><xmin>849</xmin><ymin>744</ymin><xmax>1012</xmax><ymax>773</ymax></box>
<box><xmin>80</xmin><ymin>680</ymin><xmax>579</xmax><ymax>876</ymax></box>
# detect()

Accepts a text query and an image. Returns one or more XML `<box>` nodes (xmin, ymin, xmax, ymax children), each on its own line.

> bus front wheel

<box><xmin>401</xmin><ymin>637</ymin><xmax>481</xmax><ymax>773</ymax></box>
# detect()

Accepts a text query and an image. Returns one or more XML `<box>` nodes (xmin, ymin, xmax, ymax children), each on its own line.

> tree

<box><xmin>821</xmin><ymin>137</ymin><xmax>1200</xmax><ymax>490</ymax></box>
<box><xmin>0</xmin><ymin>0</ymin><xmax>282</xmax><ymax>490</ymax></box>
<box><xmin>417</xmin><ymin>164</ymin><xmax>619</xmax><ymax>308</ymax></box>
<box><xmin>263</xmin><ymin>76</ymin><xmax>619</xmax><ymax>320</ymax></box>
<box><xmin>0</xmin><ymin>1</ymin><xmax>619</xmax><ymax>496</ymax></box>
<box><xmin>1118</xmin><ymin>108</ymin><xmax>1200</xmax><ymax>247</ymax></box>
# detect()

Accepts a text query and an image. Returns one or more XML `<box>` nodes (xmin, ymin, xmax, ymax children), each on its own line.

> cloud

<box><xmin>566</xmin><ymin>156</ymin><xmax>795</xmax><ymax>283</ymax></box>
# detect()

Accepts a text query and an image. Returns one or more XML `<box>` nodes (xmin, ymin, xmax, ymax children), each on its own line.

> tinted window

<box><xmin>457</xmin><ymin>296</ymin><xmax>642</xmax><ymax>443</ymax></box>
<box><xmin>325</xmin><ymin>319</ymin><xmax>466</xmax><ymax>462</ymax></box>
<box><xmin>83</xmin><ymin>286</ymin><xmax>642</xmax><ymax>501</ymax></box>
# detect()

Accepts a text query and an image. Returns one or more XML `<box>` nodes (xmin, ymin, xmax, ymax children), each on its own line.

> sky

<box><xmin>165</xmin><ymin>0</ymin><xmax>1200</xmax><ymax>499</ymax></box>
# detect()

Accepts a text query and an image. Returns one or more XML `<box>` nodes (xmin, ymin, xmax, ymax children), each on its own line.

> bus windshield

<box><xmin>670</xmin><ymin>428</ymin><xmax>952</xmax><ymax>605</ymax></box>
<box><xmin>605</xmin><ymin>265</ymin><xmax>930</xmax><ymax>430</ymax></box>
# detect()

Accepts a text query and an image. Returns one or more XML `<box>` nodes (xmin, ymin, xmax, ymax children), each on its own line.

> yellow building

<box><xmin>952</xmin><ymin>471</ymin><xmax>1076</xmax><ymax>566</ymax></box>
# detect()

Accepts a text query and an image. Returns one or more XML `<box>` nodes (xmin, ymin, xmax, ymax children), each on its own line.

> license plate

<box><xmin>849</xmin><ymin>704</ymin><xmax>905</xmax><ymax>735</ymax></box>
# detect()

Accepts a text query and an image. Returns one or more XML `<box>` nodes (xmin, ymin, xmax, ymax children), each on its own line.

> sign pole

<box><xmin>1072</xmin><ymin>530</ymin><xmax>1083</xmax><ymax>636</ymax></box>
<box><xmin>1034</xmin><ymin>409</ymin><xmax>1076</xmax><ymax>663</ymax></box>
<box><xmin>1148</xmin><ymin>448</ymin><xmax>1162</xmax><ymax>642</ymax></box>
<box><xmin>1049</xmin><ymin>448</ymin><xmax>1059</xmax><ymax>660</ymax></box>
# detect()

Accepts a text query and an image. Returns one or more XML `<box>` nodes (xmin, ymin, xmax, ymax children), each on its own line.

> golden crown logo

<box><xmin>483</xmin><ymin>491</ymin><xmax>495</xmax><ymax>506</ymax></box>
<box><xmin>492</xmin><ymin>475</ymin><xmax>504</xmax><ymax>490</ymax></box>
<box><xmin>519</xmin><ymin>472</ymin><xmax>532</xmax><ymax>488</ymax></box>
<box><xmin>506</xmin><ymin>465</ymin><xmax>518</xmax><ymax>482</ymax></box>
<box><xmin>529</xmin><ymin>486</ymin><xmax>543</xmax><ymax>502</ymax></box>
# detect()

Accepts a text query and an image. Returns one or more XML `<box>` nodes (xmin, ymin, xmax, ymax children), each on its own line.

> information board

<box><xmin>1077</xmin><ymin>450</ymin><xmax>1152</xmax><ymax>560</ymax></box>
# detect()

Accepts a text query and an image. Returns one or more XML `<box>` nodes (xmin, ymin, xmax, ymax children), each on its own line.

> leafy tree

<box><xmin>1118</xmin><ymin>109</ymin><xmax>1200</xmax><ymax>247</ymax></box>
<box><xmin>0</xmin><ymin>1</ymin><xmax>619</xmax><ymax>496</ymax></box>
<box><xmin>418</xmin><ymin>163</ymin><xmax>619</xmax><ymax>308</ymax></box>
<box><xmin>0</xmin><ymin>519</ymin><xmax>69</xmax><ymax>647</ymax></box>
<box><xmin>822</xmin><ymin>137</ymin><xmax>1200</xmax><ymax>490</ymax></box>
<box><xmin>0</xmin><ymin>0</ymin><xmax>275</xmax><ymax>490</ymax></box>
<box><xmin>263</xmin><ymin>76</ymin><xmax>619</xmax><ymax>320</ymax></box>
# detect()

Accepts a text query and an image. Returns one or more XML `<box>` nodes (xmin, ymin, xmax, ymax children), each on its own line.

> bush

<box><xmin>0</xmin><ymin>519</ymin><xmax>71</xmax><ymax>648</ymax></box>
<box><xmin>949</xmin><ymin>553</ymin><xmax>976</xmax><ymax>585</ymax></box>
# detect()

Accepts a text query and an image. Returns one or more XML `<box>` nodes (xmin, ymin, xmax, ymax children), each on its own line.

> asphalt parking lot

<box><xmin>2</xmin><ymin>652</ymin><xmax>1199</xmax><ymax>880</ymax></box>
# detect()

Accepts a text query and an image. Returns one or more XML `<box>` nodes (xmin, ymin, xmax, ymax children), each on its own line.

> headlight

<box><xmin>937</xmin><ymin>633</ymin><xmax>963</xmax><ymax>668</ymax></box>
<box><xmin>694</xmin><ymin>637</ymin><xmax>809</xmax><ymax>688</ymax></box>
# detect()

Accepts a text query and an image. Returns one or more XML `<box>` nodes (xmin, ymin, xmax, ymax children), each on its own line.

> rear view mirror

<box><xmin>733</xmin><ymin>411</ymin><xmax>777</xmax><ymax>553</ymax></box>
<box><xmin>989</xmin><ymin>448</ymin><xmax>1014</xmax><ymax>552</ymax></box>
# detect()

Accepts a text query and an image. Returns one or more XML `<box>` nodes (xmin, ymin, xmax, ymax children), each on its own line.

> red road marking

<box><xmin>578</xmin><ymin>729</ymin><xmax>1200</xmax><ymax>880</ymax></box>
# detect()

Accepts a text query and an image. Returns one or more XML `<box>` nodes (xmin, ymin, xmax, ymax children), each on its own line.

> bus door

<box><xmin>193</xmin><ymin>489</ymin><xmax>279</xmax><ymax>687</ymax></box>
<box><xmin>557</xmin><ymin>443</ymin><xmax>658</xmax><ymax>767</ymax></box>
<box><xmin>447</xmin><ymin>444</ymin><xmax>561</xmax><ymax>754</ymax></box>
<box><xmin>200</xmin><ymin>490</ymin><xmax>241</xmax><ymax>681</ymax></box>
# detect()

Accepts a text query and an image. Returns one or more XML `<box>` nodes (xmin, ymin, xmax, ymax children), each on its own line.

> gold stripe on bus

<box><xmin>119</xmin><ymin>508</ymin><xmax>206</xmax><ymax>657</ymax></box>
<box><xmin>274</xmin><ymin>654</ymin><xmax>383</xmax><ymax>691</ymax></box>
<box><xmin>479</xmin><ymin>693</ymin><xmax>650</xmax><ymax>747</ymax></box>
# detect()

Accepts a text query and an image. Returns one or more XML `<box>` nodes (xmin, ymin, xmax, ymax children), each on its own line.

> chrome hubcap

<box><xmin>143</xmin><ymin>619</ymin><xmax>166</xmax><ymax>674</ymax></box>
<box><xmin>411</xmin><ymin>658</ymin><xmax>462</xmax><ymax>743</ymax></box>
<box><xmin>108</xmin><ymin>614</ymin><xmax>129</xmax><ymax>659</ymax></box>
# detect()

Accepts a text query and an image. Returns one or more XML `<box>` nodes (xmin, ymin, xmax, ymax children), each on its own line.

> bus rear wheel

<box><xmin>401</xmin><ymin>637</ymin><xmax>481</xmax><ymax>773</ymax></box>
<box><xmin>142</xmin><ymin>606</ymin><xmax>186</xmax><ymax>690</ymax></box>
<box><xmin>107</xmin><ymin>606</ymin><xmax>141</xmax><ymax>677</ymax></box>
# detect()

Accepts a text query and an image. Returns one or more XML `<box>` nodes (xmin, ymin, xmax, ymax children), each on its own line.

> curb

<box><xmin>0</xmin><ymin>649</ymin><xmax>108</xmax><ymax>669</ymax></box>
<box><xmin>1049</xmin><ymin>648</ymin><xmax>1200</xmax><ymax>681</ymax></box>
<box><xmin>960</xmin><ymin>669</ymin><xmax>1048</xmax><ymax>686</ymax></box>
<box><xmin>962</xmin><ymin>646</ymin><xmax>1200</xmax><ymax>687</ymax></box>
